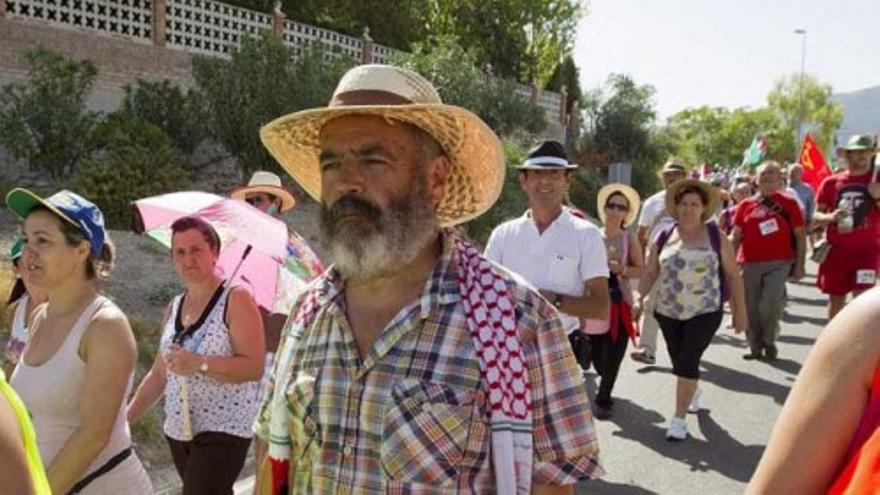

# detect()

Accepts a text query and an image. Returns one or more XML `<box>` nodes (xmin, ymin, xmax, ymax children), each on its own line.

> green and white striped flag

<box><xmin>742</xmin><ymin>135</ymin><xmax>767</xmax><ymax>168</ymax></box>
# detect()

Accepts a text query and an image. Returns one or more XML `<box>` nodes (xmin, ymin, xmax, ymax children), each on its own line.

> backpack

<box><xmin>655</xmin><ymin>222</ymin><xmax>729</xmax><ymax>303</ymax></box>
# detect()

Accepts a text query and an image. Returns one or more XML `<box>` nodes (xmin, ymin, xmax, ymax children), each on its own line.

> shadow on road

<box><xmin>699</xmin><ymin>360</ymin><xmax>791</xmax><ymax>405</ymax></box>
<box><xmin>762</xmin><ymin>357</ymin><xmax>802</xmax><ymax>375</ymax></box>
<box><xmin>712</xmin><ymin>334</ymin><xmax>747</xmax><ymax>349</ymax></box>
<box><xmin>787</xmin><ymin>294</ymin><xmax>826</xmax><ymax>307</ymax></box>
<box><xmin>603</xmin><ymin>399</ymin><xmax>764</xmax><ymax>484</ymax></box>
<box><xmin>580</xmin><ymin>478</ymin><xmax>658</xmax><ymax>494</ymax></box>
<box><xmin>781</xmin><ymin>312</ymin><xmax>826</xmax><ymax>326</ymax></box>
<box><xmin>777</xmin><ymin>335</ymin><xmax>816</xmax><ymax>346</ymax></box>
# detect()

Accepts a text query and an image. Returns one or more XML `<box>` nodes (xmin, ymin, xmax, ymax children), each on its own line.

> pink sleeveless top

<box><xmin>10</xmin><ymin>297</ymin><xmax>151</xmax><ymax>493</ymax></box>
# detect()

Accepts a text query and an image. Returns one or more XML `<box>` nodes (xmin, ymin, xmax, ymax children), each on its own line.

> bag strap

<box><xmin>655</xmin><ymin>223</ymin><xmax>677</xmax><ymax>253</ymax></box>
<box><xmin>760</xmin><ymin>195</ymin><xmax>797</xmax><ymax>252</ymax></box>
<box><xmin>707</xmin><ymin>222</ymin><xmax>728</xmax><ymax>303</ymax></box>
<box><xmin>69</xmin><ymin>447</ymin><xmax>132</xmax><ymax>494</ymax></box>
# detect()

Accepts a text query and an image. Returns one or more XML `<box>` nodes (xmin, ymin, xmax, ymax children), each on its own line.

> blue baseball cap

<box><xmin>5</xmin><ymin>188</ymin><xmax>106</xmax><ymax>257</ymax></box>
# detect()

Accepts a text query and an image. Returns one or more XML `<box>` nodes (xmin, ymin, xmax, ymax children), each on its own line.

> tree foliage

<box><xmin>392</xmin><ymin>37</ymin><xmax>546</xmax><ymax>137</ymax></box>
<box><xmin>217</xmin><ymin>0</ymin><xmax>584</xmax><ymax>87</ymax></box>
<box><xmin>767</xmin><ymin>73</ymin><xmax>844</xmax><ymax>160</ymax></box>
<box><xmin>546</xmin><ymin>55</ymin><xmax>582</xmax><ymax>113</ymax></box>
<box><xmin>192</xmin><ymin>31</ymin><xmax>353</xmax><ymax>179</ymax></box>
<box><xmin>0</xmin><ymin>48</ymin><xmax>99</xmax><ymax>179</ymax></box>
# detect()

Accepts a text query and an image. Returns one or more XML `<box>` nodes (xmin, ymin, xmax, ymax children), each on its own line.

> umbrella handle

<box><xmin>225</xmin><ymin>245</ymin><xmax>253</xmax><ymax>286</ymax></box>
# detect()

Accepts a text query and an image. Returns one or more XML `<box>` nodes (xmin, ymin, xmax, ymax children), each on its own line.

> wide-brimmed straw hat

<box><xmin>516</xmin><ymin>140</ymin><xmax>578</xmax><ymax>170</ymax></box>
<box><xmin>259</xmin><ymin>64</ymin><xmax>505</xmax><ymax>227</ymax></box>
<box><xmin>665</xmin><ymin>179</ymin><xmax>720</xmax><ymax>223</ymax></box>
<box><xmin>229</xmin><ymin>171</ymin><xmax>296</xmax><ymax>212</ymax></box>
<box><xmin>597</xmin><ymin>183</ymin><xmax>641</xmax><ymax>227</ymax></box>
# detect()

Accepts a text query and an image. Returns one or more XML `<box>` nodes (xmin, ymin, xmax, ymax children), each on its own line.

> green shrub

<box><xmin>0</xmin><ymin>48</ymin><xmax>99</xmax><ymax>179</ymax></box>
<box><xmin>70</xmin><ymin>119</ymin><xmax>190</xmax><ymax>229</ymax></box>
<box><xmin>116</xmin><ymin>80</ymin><xmax>206</xmax><ymax>155</ymax></box>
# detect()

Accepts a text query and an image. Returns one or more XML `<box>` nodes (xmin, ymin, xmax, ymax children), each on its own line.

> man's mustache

<box><xmin>325</xmin><ymin>195</ymin><xmax>381</xmax><ymax>222</ymax></box>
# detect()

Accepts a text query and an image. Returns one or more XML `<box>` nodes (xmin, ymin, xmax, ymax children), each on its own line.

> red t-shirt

<box><xmin>734</xmin><ymin>192</ymin><xmax>805</xmax><ymax>263</ymax></box>
<box><xmin>817</xmin><ymin>170</ymin><xmax>880</xmax><ymax>250</ymax></box>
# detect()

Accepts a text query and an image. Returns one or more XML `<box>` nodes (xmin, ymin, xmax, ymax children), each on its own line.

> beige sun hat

<box><xmin>230</xmin><ymin>171</ymin><xmax>296</xmax><ymax>212</ymax></box>
<box><xmin>259</xmin><ymin>64</ymin><xmax>505</xmax><ymax>226</ymax></box>
<box><xmin>665</xmin><ymin>179</ymin><xmax>720</xmax><ymax>223</ymax></box>
<box><xmin>597</xmin><ymin>183</ymin><xmax>641</xmax><ymax>227</ymax></box>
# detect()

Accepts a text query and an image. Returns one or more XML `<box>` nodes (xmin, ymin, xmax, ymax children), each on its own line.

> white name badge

<box><xmin>856</xmin><ymin>269</ymin><xmax>877</xmax><ymax>286</ymax></box>
<box><xmin>759</xmin><ymin>218</ymin><xmax>779</xmax><ymax>236</ymax></box>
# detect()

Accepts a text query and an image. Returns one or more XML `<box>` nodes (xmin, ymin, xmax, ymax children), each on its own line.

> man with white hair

<box><xmin>253</xmin><ymin>64</ymin><xmax>603</xmax><ymax>494</ymax></box>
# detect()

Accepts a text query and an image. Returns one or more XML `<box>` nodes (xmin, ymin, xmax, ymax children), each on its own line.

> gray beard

<box><xmin>320</xmin><ymin>178</ymin><xmax>439</xmax><ymax>282</ymax></box>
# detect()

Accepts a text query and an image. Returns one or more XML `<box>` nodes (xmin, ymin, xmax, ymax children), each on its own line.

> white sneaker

<box><xmin>666</xmin><ymin>417</ymin><xmax>688</xmax><ymax>441</ymax></box>
<box><xmin>688</xmin><ymin>388</ymin><xmax>703</xmax><ymax>414</ymax></box>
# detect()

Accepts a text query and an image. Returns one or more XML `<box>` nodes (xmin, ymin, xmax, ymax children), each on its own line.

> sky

<box><xmin>574</xmin><ymin>0</ymin><xmax>880</xmax><ymax>120</ymax></box>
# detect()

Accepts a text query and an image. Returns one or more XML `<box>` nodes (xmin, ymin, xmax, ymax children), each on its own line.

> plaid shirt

<box><xmin>255</xmin><ymin>233</ymin><xmax>602</xmax><ymax>493</ymax></box>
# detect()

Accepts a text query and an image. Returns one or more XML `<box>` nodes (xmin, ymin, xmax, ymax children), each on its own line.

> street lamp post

<box><xmin>794</xmin><ymin>29</ymin><xmax>807</xmax><ymax>162</ymax></box>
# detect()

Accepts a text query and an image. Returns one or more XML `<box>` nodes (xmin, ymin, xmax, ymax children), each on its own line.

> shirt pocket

<box><xmin>547</xmin><ymin>253</ymin><xmax>581</xmax><ymax>291</ymax></box>
<box><xmin>381</xmin><ymin>379</ymin><xmax>488</xmax><ymax>487</ymax></box>
<box><xmin>285</xmin><ymin>373</ymin><xmax>321</xmax><ymax>469</ymax></box>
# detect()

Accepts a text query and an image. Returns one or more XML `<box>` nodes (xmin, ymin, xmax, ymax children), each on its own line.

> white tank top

<box><xmin>10</xmin><ymin>296</ymin><xmax>134</xmax><ymax>472</ymax></box>
<box><xmin>161</xmin><ymin>288</ymin><xmax>261</xmax><ymax>440</ymax></box>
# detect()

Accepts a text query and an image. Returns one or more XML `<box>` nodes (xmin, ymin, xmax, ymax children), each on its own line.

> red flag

<box><xmin>799</xmin><ymin>133</ymin><xmax>831</xmax><ymax>193</ymax></box>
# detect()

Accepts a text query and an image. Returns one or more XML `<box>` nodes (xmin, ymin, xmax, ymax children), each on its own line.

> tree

<box><xmin>767</xmin><ymin>73</ymin><xmax>844</xmax><ymax>160</ymax></box>
<box><xmin>0</xmin><ymin>48</ymin><xmax>99</xmax><ymax>179</ymax></box>
<box><xmin>425</xmin><ymin>0</ymin><xmax>584</xmax><ymax>85</ymax></box>
<box><xmin>574</xmin><ymin>74</ymin><xmax>664</xmax><ymax>198</ymax></box>
<box><xmin>546</xmin><ymin>55</ymin><xmax>582</xmax><ymax>113</ymax></box>
<box><xmin>192</xmin><ymin>31</ymin><xmax>353</xmax><ymax>180</ymax></box>
<box><xmin>392</xmin><ymin>37</ymin><xmax>546</xmax><ymax>137</ymax></box>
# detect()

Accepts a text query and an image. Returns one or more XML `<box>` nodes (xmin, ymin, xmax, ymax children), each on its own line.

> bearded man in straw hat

<box><xmin>252</xmin><ymin>65</ymin><xmax>602</xmax><ymax>494</ymax></box>
<box><xmin>630</xmin><ymin>157</ymin><xmax>688</xmax><ymax>365</ymax></box>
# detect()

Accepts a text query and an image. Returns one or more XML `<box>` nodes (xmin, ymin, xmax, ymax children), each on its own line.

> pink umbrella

<box><xmin>133</xmin><ymin>191</ymin><xmax>289</xmax><ymax>310</ymax></box>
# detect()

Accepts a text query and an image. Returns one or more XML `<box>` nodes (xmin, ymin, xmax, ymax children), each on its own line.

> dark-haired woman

<box><xmin>3</xmin><ymin>237</ymin><xmax>48</xmax><ymax>376</ymax></box>
<box><xmin>635</xmin><ymin>180</ymin><xmax>747</xmax><ymax>442</ymax></box>
<box><xmin>6</xmin><ymin>188</ymin><xmax>152</xmax><ymax>494</ymax></box>
<box><xmin>588</xmin><ymin>184</ymin><xmax>644</xmax><ymax>419</ymax></box>
<box><xmin>128</xmin><ymin>215</ymin><xmax>264</xmax><ymax>494</ymax></box>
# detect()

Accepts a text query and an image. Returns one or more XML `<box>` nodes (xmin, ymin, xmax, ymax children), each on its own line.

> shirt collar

<box><xmin>313</xmin><ymin>230</ymin><xmax>461</xmax><ymax>320</ymax></box>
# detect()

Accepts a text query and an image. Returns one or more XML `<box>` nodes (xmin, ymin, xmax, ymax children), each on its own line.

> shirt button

<box><xmin>342</xmin><ymin>444</ymin><xmax>353</xmax><ymax>456</ymax></box>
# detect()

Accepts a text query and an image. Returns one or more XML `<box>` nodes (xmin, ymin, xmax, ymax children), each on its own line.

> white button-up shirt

<box><xmin>638</xmin><ymin>190</ymin><xmax>676</xmax><ymax>244</ymax></box>
<box><xmin>484</xmin><ymin>208</ymin><xmax>609</xmax><ymax>333</ymax></box>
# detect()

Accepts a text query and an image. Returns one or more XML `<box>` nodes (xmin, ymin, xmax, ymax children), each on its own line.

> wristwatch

<box><xmin>552</xmin><ymin>293</ymin><xmax>564</xmax><ymax>309</ymax></box>
<box><xmin>199</xmin><ymin>359</ymin><xmax>209</xmax><ymax>375</ymax></box>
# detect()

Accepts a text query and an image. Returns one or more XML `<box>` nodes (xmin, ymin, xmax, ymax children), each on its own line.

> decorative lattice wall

<box><xmin>5</xmin><ymin>0</ymin><xmax>153</xmax><ymax>42</ymax></box>
<box><xmin>165</xmin><ymin>0</ymin><xmax>270</xmax><ymax>56</ymax></box>
<box><xmin>282</xmin><ymin>19</ymin><xmax>362</xmax><ymax>63</ymax></box>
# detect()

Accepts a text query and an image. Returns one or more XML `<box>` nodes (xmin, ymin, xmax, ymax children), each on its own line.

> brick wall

<box><xmin>0</xmin><ymin>17</ymin><xmax>194</xmax><ymax>111</ymax></box>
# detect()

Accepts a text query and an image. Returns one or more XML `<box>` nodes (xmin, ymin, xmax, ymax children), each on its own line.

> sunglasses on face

<box><xmin>604</xmin><ymin>203</ymin><xmax>629</xmax><ymax>212</ymax></box>
<box><xmin>245</xmin><ymin>196</ymin><xmax>267</xmax><ymax>206</ymax></box>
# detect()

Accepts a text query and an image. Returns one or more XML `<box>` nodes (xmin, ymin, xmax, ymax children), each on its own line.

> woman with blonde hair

<box><xmin>6</xmin><ymin>188</ymin><xmax>152</xmax><ymax>494</ymax></box>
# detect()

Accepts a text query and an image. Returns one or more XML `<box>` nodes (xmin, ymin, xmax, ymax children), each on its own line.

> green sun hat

<box><xmin>840</xmin><ymin>134</ymin><xmax>876</xmax><ymax>151</ymax></box>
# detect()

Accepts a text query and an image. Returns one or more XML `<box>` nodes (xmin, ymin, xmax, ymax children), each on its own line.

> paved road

<box><xmin>233</xmin><ymin>265</ymin><xmax>829</xmax><ymax>495</ymax></box>
<box><xmin>578</xmin><ymin>263</ymin><xmax>827</xmax><ymax>494</ymax></box>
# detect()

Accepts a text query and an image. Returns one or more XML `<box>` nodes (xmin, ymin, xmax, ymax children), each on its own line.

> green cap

<box><xmin>840</xmin><ymin>134</ymin><xmax>876</xmax><ymax>151</ymax></box>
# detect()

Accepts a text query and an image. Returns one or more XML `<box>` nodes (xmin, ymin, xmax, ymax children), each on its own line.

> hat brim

<box><xmin>260</xmin><ymin>103</ymin><xmax>505</xmax><ymax>227</ymax></box>
<box><xmin>515</xmin><ymin>163</ymin><xmax>579</xmax><ymax>170</ymax></box>
<box><xmin>5</xmin><ymin>188</ymin><xmax>79</xmax><ymax>228</ymax></box>
<box><xmin>597</xmin><ymin>183</ymin><xmax>641</xmax><ymax>227</ymax></box>
<box><xmin>665</xmin><ymin>179</ymin><xmax>720</xmax><ymax>223</ymax></box>
<box><xmin>230</xmin><ymin>185</ymin><xmax>296</xmax><ymax>212</ymax></box>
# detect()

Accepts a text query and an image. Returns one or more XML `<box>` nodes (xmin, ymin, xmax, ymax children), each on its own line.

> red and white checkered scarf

<box><xmin>264</xmin><ymin>234</ymin><xmax>533</xmax><ymax>493</ymax></box>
